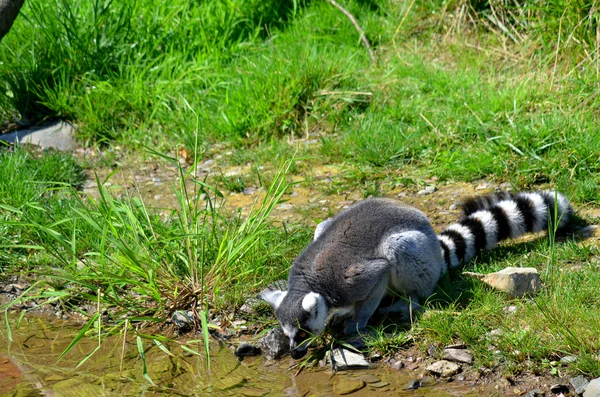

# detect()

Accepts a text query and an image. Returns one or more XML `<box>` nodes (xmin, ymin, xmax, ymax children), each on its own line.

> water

<box><xmin>0</xmin><ymin>315</ymin><xmax>506</xmax><ymax>396</ymax></box>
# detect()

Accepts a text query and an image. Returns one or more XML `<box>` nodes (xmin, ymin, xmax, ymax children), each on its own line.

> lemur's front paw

<box><xmin>343</xmin><ymin>319</ymin><xmax>367</xmax><ymax>335</ymax></box>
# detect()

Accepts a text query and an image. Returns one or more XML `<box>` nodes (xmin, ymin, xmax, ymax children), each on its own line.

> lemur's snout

<box><xmin>290</xmin><ymin>347</ymin><xmax>307</xmax><ymax>359</ymax></box>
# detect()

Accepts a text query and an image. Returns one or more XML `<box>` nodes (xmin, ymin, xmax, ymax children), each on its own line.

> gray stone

<box><xmin>0</xmin><ymin>121</ymin><xmax>76</xmax><ymax>151</ymax></box>
<box><xmin>584</xmin><ymin>377</ymin><xmax>600</xmax><ymax>397</ymax></box>
<box><xmin>239</xmin><ymin>297</ymin><xmax>262</xmax><ymax>314</ymax></box>
<box><xmin>234</xmin><ymin>342</ymin><xmax>261</xmax><ymax>357</ymax></box>
<box><xmin>369</xmin><ymin>381</ymin><xmax>389</xmax><ymax>388</ymax></box>
<box><xmin>358</xmin><ymin>374</ymin><xmax>379</xmax><ymax>384</ymax></box>
<box><xmin>257</xmin><ymin>327</ymin><xmax>289</xmax><ymax>360</ymax></box>
<box><xmin>333</xmin><ymin>377</ymin><xmax>365</xmax><ymax>395</ymax></box>
<box><xmin>571</xmin><ymin>375</ymin><xmax>590</xmax><ymax>395</ymax></box>
<box><xmin>390</xmin><ymin>360</ymin><xmax>404</xmax><ymax>370</ymax></box>
<box><xmin>407</xmin><ymin>376</ymin><xmax>435</xmax><ymax>390</ymax></box>
<box><xmin>425</xmin><ymin>360</ymin><xmax>461</xmax><ymax>377</ymax></box>
<box><xmin>276</xmin><ymin>203</ymin><xmax>293</xmax><ymax>211</ymax></box>
<box><xmin>561</xmin><ymin>355</ymin><xmax>578</xmax><ymax>364</ymax></box>
<box><xmin>417</xmin><ymin>186</ymin><xmax>436</xmax><ymax>195</ymax></box>
<box><xmin>172</xmin><ymin>310</ymin><xmax>193</xmax><ymax>330</ymax></box>
<box><xmin>524</xmin><ymin>388</ymin><xmax>543</xmax><ymax>397</ymax></box>
<box><xmin>442</xmin><ymin>348</ymin><xmax>473</xmax><ymax>364</ymax></box>
<box><xmin>445</xmin><ymin>343</ymin><xmax>467</xmax><ymax>349</ymax></box>
<box><xmin>325</xmin><ymin>348</ymin><xmax>370</xmax><ymax>370</ymax></box>
<box><xmin>463</xmin><ymin>267</ymin><xmax>542</xmax><ymax>297</ymax></box>
<box><xmin>427</xmin><ymin>344</ymin><xmax>437</xmax><ymax>357</ymax></box>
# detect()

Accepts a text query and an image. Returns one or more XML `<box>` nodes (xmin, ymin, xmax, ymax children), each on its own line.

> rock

<box><xmin>524</xmin><ymin>388</ymin><xmax>543</xmax><ymax>397</ymax></box>
<box><xmin>417</xmin><ymin>186</ymin><xmax>436</xmax><ymax>195</ymax></box>
<box><xmin>333</xmin><ymin>378</ymin><xmax>365</xmax><ymax>395</ymax></box>
<box><xmin>571</xmin><ymin>375</ymin><xmax>590</xmax><ymax>395</ymax></box>
<box><xmin>550</xmin><ymin>384</ymin><xmax>569</xmax><ymax>394</ymax></box>
<box><xmin>276</xmin><ymin>203</ymin><xmax>293</xmax><ymax>211</ymax></box>
<box><xmin>406</xmin><ymin>379</ymin><xmax>421</xmax><ymax>390</ymax></box>
<box><xmin>425</xmin><ymin>360</ymin><xmax>461</xmax><ymax>377</ymax></box>
<box><xmin>561</xmin><ymin>355</ymin><xmax>578</xmax><ymax>364</ymax></box>
<box><xmin>358</xmin><ymin>374</ymin><xmax>379</xmax><ymax>384</ymax></box>
<box><xmin>239</xmin><ymin>297</ymin><xmax>262</xmax><ymax>314</ymax></box>
<box><xmin>585</xmin><ymin>378</ymin><xmax>600</xmax><ymax>397</ymax></box>
<box><xmin>463</xmin><ymin>267</ymin><xmax>542</xmax><ymax>297</ymax></box>
<box><xmin>442</xmin><ymin>348</ymin><xmax>473</xmax><ymax>364</ymax></box>
<box><xmin>405</xmin><ymin>362</ymin><xmax>419</xmax><ymax>371</ymax></box>
<box><xmin>407</xmin><ymin>376</ymin><xmax>435</xmax><ymax>390</ymax></box>
<box><xmin>0</xmin><ymin>121</ymin><xmax>76</xmax><ymax>151</ymax></box>
<box><xmin>257</xmin><ymin>328</ymin><xmax>289</xmax><ymax>360</ymax></box>
<box><xmin>369</xmin><ymin>381</ymin><xmax>389</xmax><ymax>388</ymax></box>
<box><xmin>242</xmin><ymin>187</ymin><xmax>257</xmax><ymax>195</ymax></box>
<box><xmin>427</xmin><ymin>344</ymin><xmax>437</xmax><ymax>357</ymax></box>
<box><xmin>325</xmin><ymin>348</ymin><xmax>371</xmax><ymax>370</ymax></box>
<box><xmin>445</xmin><ymin>343</ymin><xmax>467</xmax><ymax>349</ymax></box>
<box><xmin>503</xmin><ymin>305</ymin><xmax>517</xmax><ymax>314</ymax></box>
<box><xmin>172</xmin><ymin>310</ymin><xmax>194</xmax><ymax>330</ymax></box>
<box><xmin>234</xmin><ymin>342</ymin><xmax>260</xmax><ymax>357</ymax></box>
<box><xmin>391</xmin><ymin>361</ymin><xmax>404</xmax><ymax>370</ymax></box>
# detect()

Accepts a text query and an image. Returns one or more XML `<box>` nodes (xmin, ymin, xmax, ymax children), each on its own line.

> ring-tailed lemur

<box><xmin>262</xmin><ymin>191</ymin><xmax>572</xmax><ymax>359</ymax></box>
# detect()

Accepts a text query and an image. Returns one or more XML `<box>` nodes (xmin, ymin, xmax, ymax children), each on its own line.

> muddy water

<box><xmin>0</xmin><ymin>316</ymin><xmax>503</xmax><ymax>397</ymax></box>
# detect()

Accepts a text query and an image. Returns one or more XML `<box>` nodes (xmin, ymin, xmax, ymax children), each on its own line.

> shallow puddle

<box><xmin>0</xmin><ymin>316</ymin><xmax>510</xmax><ymax>396</ymax></box>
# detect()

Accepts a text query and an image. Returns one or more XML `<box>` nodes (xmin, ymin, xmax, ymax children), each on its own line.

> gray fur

<box><xmin>263</xmin><ymin>192</ymin><xmax>573</xmax><ymax>359</ymax></box>
<box><xmin>262</xmin><ymin>198</ymin><xmax>445</xmax><ymax>357</ymax></box>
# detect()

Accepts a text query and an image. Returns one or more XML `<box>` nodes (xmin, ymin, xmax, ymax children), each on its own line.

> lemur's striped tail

<box><xmin>437</xmin><ymin>191</ymin><xmax>572</xmax><ymax>269</ymax></box>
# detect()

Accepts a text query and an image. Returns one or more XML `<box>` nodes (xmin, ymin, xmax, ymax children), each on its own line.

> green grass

<box><xmin>2</xmin><ymin>0</ymin><xmax>600</xmax><ymax>382</ymax></box>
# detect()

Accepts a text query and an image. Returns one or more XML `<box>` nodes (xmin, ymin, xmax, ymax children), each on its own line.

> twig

<box><xmin>327</xmin><ymin>0</ymin><xmax>376</xmax><ymax>62</ymax></box>
<box><xmin>119</xmin><ymin>319</ymin><xmax>129</xmax><ymax>377</ymax></box>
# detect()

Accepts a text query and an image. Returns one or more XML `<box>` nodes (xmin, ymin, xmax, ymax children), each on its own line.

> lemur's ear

<box><xmin>301</xmin><ymin>292</ymin><xmax>323</xmax><ymax>312</ymax></box>
<box><xmin>261</xmin><ymin>290</ymin><xmax>287</xmax><ymax>309</ymax></box>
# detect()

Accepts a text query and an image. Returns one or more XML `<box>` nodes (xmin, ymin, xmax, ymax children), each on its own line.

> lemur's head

<box><xmin>261</xmin><ymin>290</ymin><xmax>329</xmax><ymax>359</ymax></box>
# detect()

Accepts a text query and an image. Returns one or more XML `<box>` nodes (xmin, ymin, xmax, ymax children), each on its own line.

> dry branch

<box><xmin>327</xmin><ymin>0</ymin><xmax>376</xmax><ymax>62</ymax></box>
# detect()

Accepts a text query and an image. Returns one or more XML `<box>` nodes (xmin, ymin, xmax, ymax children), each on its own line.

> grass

<box><xmin>1</xmin><ymin>0</ymin><xmax>600</xmax><ymax>384</ymax></box>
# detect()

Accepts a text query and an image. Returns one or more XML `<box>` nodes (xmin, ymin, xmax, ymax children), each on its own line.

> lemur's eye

<box><xmin>298</xmin><ymin>331</ymin><xmax>307</xmax><ymax>338</ymax></box>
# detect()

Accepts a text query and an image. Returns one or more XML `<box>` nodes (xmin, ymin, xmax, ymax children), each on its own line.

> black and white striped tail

<box><xmin>438</xmin><ymin>191</ymin><xmax>572</xmax><ymax>269</ymax></box>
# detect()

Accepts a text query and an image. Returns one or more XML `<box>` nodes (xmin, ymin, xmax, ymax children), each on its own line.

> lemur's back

<box><xmin>288</xmin><ymin>198</ymin><xmax>440</xmax><ymax>306</ymax></box>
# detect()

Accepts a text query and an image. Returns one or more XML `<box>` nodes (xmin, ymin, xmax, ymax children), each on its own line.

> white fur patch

<box><xmin>445</xmin><ymin>223</ymin><xmax>476</xmax><ymax>262</ymax></box>
<box><xmin>497</xmin><ymin>200</ymin><xmax>526</xmax><ymax>238</ymax></box>
<box><xmin>519</xmin><ymin>193</ymin><xmax>546</xmax><ymax>232</ymax></box>
<box><xmin>281</xmin><ymin>324</ymin><xmax>297</xmax><ymax>339</ymax></box>
<box><xmin>549</xmin><ymin>191</ymin><xmax>571</xmax><ymax>228</ymax></box>
<box><xmin>304</xmin><ymin>293</ymin><xmax>328</xmax><ymax>336</ymax></box>
<box><xmin>302</xmin><ymin>292</ymin><xmax>320</xmax><ymax>312</ymax></box>
<box><xmin>437</xmin><ymin>234</ymin><xmax>460</xmax><ymax>268</ymax></box>
<box><xmin>261</xmin><ymin>290</ymin><xmax>287</xmax><ymax>309</ymax></box>
<box><xmin>470</xmin><ymin>210</ymin><xmax>498</xmax><ymax>250</ymax></box>
<box><xmin>314</xmin><ymin>218</ymin><xmax>333</xmax><ymax>241</ymax></box>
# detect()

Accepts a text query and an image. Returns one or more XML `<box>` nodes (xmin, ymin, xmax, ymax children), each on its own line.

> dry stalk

<box><xmin>327</xmin><ymin>0</ymin><xmax>376</xmax><ymax>62</ymax></box>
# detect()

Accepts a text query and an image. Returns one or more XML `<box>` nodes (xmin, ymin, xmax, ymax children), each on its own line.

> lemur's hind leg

<box><xmin>379</xmin><ymin>230</ymin><xmax>445</xmax><ymax>318</ymax></box>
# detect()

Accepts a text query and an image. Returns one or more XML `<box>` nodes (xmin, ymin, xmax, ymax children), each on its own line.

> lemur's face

<box><xmin>261</xmin><ymin>290</ymin><xmax>328</xmax><ymax>359</ymax></box>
